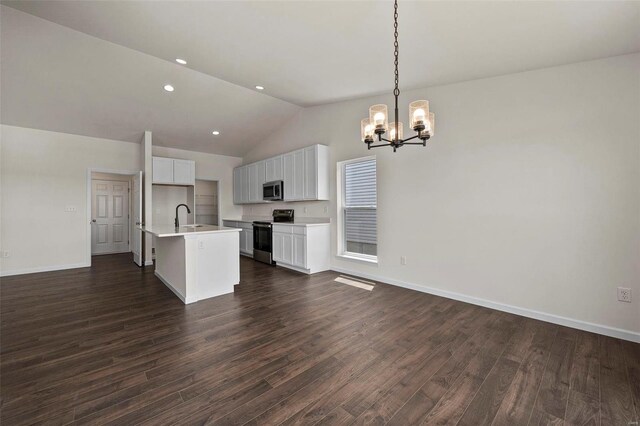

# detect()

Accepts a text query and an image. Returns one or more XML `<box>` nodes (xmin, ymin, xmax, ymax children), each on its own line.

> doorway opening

<box><xmin>87</xmin><ymin>169</ymin><xmax>143</xmax><ymax>267</ymax></box>
<box><xmin>194</xmin><ymin>179</ymin><xmax>220</xmax><ymax>225</ymax></box>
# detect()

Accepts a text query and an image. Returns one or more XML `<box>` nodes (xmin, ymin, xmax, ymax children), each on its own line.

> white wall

<box><xmin>0</xmin><ymin>125</ymin><xmax>141</xmax><ymax>275</ymax></box>
<box><xmin>242</xmin><ymin>54</ymin><xmax>640</xmax><ymax>338</ymax></box>
<box><xmin>152</xmin><ymin>185</ymin><xmax>189</xmax><ymax>226</ymax></box>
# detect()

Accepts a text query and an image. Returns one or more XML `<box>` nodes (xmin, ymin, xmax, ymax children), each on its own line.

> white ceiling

<box><xmin>1</xmin><ymin>1</ymin><xmax>639</xmax><ymax>156</ymax></box>
<box><xmin>4</xmin><ymin>1</ymin><xmax>639</xmax><ymax>107</ymax></box>
<box><xmin>0</xmin><ymin>5</ymin><xmax>300</xmax><ymax>157</ymax></box>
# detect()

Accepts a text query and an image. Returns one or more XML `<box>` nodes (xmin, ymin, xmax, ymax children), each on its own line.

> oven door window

<box><xmin>254</xmin><ymin>226</ymin><xmax>272</xmax><ymax>252</ymax></box>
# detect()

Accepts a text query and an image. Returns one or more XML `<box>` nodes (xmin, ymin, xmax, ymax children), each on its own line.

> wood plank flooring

<box><xmin>1</xmin><ymin>253</ymin><xmax>638</xmax><ymax>425</ymax></box>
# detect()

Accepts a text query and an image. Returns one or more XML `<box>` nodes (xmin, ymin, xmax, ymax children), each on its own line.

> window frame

<box><xmin>337</xmin><ymin>155</ymin><xmax>378</xmax><ymax>264</ymax></box>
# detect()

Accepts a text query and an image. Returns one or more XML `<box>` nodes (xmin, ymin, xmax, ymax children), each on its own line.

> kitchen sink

<box><xmin>182</xmin><ymin>224</ymin><xmax>204</xmax><ymax>228</ymax></box>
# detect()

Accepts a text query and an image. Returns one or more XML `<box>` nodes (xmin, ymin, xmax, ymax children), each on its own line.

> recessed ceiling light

<box><xmin>212</xmin><ymin>131</ymin><xmax>220</xmax><ymax>136</ymax></box>
<box><xmin>175</xmin><ymin>58</ymin><xmax>187</xmax><ymax>65</ymax></box>
<box><xmin>255</xmin><ymin>85</ymin><xmax>264</xmax><ymax>90</ymax></box>
<box><xmin>164</xmin><ymin>84</ymin><xmax>174</xmax><ymax>92</ymax></box>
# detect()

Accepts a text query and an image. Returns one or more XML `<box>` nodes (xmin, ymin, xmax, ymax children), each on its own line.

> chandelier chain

<box><xmin>393</xmin><ymin>0</ymin><xmax>399</xmax><ymax>98</ymax></box>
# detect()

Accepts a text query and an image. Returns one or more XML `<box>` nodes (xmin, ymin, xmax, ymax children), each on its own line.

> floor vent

<box><xmin>335</xmin><ymin>276</ymin><xmax>374</xmax><ymax>291</ymax></box>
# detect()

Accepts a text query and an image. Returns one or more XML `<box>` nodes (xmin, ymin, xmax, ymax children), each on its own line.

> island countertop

<box><xmin>140</xmin><ymin>225</ymin><xmax>241</xmax><ymax>238</ymax></box>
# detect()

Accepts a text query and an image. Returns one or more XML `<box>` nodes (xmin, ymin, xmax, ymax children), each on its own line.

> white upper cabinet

<box><xmin>233</xmin><ymin>144</ymin><xmax>328</xmax><ymax>204</ymax></box>
<box><xmin>249</xmin><ymin>161</ymin><xmax>266</xmax><ymax>203</ymax></box>
<box><xmin>283</xmin><ymin>149</ymin><xmax>305</xmax><ymax>201</ymax></box>
<box><xmin>173</xmin><ymin>159</ymin><xmax>195</xmax><ymax>185</ymax></box>
<box><xmin>153</xmin><ymin>157</ymin><xmax>195</xmax><ymax>186</ymax></box>
<box><xmin>233</xmin><ymin>168</ymin><xmax>242</xmax><ymax>204</ymax></box>
<box><xmin>152</xmin><ymin>157</ymin><xmax>174</xmax><ymax>184</ymax></box>
<box><xmin>241</xmin><ymin>166</ymin><xmax>249</xmax><ymax>204</ymax></box>
<box><xmin>265</xmin><ymin>155</ymin><xmax>283</xmax><ymax>182</ymax></box>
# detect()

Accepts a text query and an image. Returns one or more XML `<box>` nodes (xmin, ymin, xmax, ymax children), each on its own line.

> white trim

<box><xmin>331</xmin><ymin>267</ymin><xmax>640</xmax><ymax>343</ymax></box>
<box><xmin>154</xmin><ymin>271</ymin><xmax>191</xmax><ymax>303</ymax></box>
<box><xmin>87</xmin><ymin>167</ymin><xmax>141</xmax><ymax>267</ymax></box>
<box><xmin>275</xmin><ymin>262</ymin><xmax>310</xmax><ymax>275</ymax></box>
<box><xmin>144</xmin><ymin>260</ymin><xmax>154</xmax><ymax>266</ymax></box>
<box><xmin>336</xmin><ymin>154</ymin><xmax>377</xmax><ymax>258</ymax></box>
<box><xmin>0</xmin><ymin>262</ymin><xmax>90</xmax><ymax>277</ymax></box>
<box><xmin>337</xmin><ymin>253</ymin><xmax>378</xmax><ymax>265</ymax></box>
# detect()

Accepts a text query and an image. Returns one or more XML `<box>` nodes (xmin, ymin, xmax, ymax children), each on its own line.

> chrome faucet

<box><xmin>175</xmin><ymin>204</ymin><xmax>191</xmax><ymax>228</ymax></box>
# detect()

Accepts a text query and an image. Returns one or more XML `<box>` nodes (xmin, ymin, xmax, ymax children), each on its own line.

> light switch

<box><xmin>64</xmin><ymin>205</ymin><xmax>77</xmax><ymax>212</ymax></box>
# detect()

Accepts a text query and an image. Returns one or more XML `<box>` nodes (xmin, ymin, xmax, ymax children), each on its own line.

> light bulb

<box><xmin>413</xmin><ymin>108</ymin><xmax>426</xmax><ymax>121</ymax></box>
<box><xmin>374</xmin><ymin>112</ymin><xmax>385</xmax><ymax>124</ymax></box>
<box><xmin>365</xmin><ymin>124</ymin><xmax>373</xmax><ymax>133</ymax></box>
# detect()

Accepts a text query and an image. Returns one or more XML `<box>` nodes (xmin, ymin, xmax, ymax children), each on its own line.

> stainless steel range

<box><xmin>252</xmin><ymin>209</ymin><xmax>294</xmax><ymax>265</ymax></box>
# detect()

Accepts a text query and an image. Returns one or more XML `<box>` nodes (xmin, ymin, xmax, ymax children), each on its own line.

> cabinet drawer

<box><xmin>272</xmin><ymin>225</ymin><xmax>306</xmax><ymax>235</ymax></box>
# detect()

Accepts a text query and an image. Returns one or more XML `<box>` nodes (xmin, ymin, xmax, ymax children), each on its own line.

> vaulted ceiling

<box><xmin>2</xmin><ymin>1</ymin><xmax>639</xmax><ymax>156</ymax></box>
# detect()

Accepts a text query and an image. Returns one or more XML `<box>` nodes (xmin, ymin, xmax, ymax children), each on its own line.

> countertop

<box><xmin>140</xmin><ymin>224</ymin><xmax>241</xmax><ymax>238</ymax></box>
<box><xmin>222</xmin><ymin>217</ymin><xmax>330</xmax><ymax>227</ymax></box>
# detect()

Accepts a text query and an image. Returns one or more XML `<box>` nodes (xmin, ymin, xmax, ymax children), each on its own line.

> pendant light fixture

<box><xmin>361</xmin><ymin>0</ymin><xmax>435</xmax><ymax>152</ymax></box>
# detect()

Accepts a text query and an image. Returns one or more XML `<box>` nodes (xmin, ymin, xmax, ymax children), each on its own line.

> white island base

<box><xmin>142</xmin><ymin>225</ymin><xmax>241</xmax><ymax>304</ymax></box>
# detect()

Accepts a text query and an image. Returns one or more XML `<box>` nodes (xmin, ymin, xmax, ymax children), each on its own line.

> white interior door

<box><xmin>132</xmin><ymin>172</ymin><xmax>143</xmax><ymax>266</ymax></box>
<box><xmin>91</xmin><ymin>179</ymin><xmax>130</xmax><ymax>255</ymax></box>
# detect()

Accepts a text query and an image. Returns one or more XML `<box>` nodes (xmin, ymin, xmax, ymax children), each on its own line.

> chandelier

<box><xmin>361</xmin><ymin>0</ymin><xmax>435</xmax><ymax>152</ymax></box>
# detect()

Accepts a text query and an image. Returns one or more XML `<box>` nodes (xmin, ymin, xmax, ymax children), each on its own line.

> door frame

<box><xmin>86</xmin><ymin>168</ymin><xmax>141</xmax><ymax>267</ymax></box>
<box><xmin>195</xmin><ymin>179</ymin><xmax>221</xmax><ymax>226</ymax></box>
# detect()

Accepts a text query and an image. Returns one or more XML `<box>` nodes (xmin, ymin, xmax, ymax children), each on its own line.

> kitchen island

<box><xmin>141</xmin><ymin>225</ymin><xmax>241</xmax><ymax>304</ymax></box>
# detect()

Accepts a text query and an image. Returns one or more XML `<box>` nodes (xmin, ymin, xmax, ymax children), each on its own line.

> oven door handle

<box><xmin>253</xmin><ymin>224</ymin><xmax>272</xmax><ymax>228</ymax></box>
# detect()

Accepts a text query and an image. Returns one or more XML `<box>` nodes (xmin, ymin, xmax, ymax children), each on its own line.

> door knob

<box><xmin>135</xmin><ymin>221</ymin><xmax>141</xmax><ymax>225</ymax></box>
<box><xmin>91</xmin><ymin>219</ymin><xmax>96</xmax><ymax>223</ymax></box>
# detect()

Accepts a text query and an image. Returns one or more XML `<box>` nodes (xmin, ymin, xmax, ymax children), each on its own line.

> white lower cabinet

<box><xmin>272</xmin><ymin>224</ymin><xmax>329</xmax><ymax>274</ymax></box>
<box><xmin>222</xmin><ymin>220</ymin><xmax>253</xmax><ymax>256</ymax></box>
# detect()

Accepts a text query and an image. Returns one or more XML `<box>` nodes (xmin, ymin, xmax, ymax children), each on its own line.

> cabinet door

<box><xmin>233</xmin><ymin>168</ymin><xmax>241</xmax><ymax>204</ymax></box>
<box><xmin>239</xmin><ymin>229</ymin><xmax>247</xmax><ymax>252</ymax></box>
<box><xmin>249</xmin><ymin>161</ymin><xmax>265</xmax><ymax>203</ymax></box>
<box><xmin>282</xmin><ymin>233</ymin><xmax>294</xmax><ymax>265</ymax></box>
<box><xmin>293</xmin><ymin>235</ymin><xmax>306</xmax><ymax>268</ymax></box>
<box><xmin>241</xmin><ymin>167</ymin><xmax>250</xmax><ymax>204</ymax></box>
<box><xmin>283</xmin><ymin>153</ymin><xmax>295</xmax><ymax>201</ymax></box>
<box><xmin>272</xmin><ymin>233</ymin><xmax>284</xmax><ymax>261</ymax></box>
<box><xmin>303</xmin><ymin>146</ymin><xmax>317</xmax><ymax>200</ymax></box>
<box><xmin>173</xmin><ymin>159</ymin><xmax>195</xmax><ymax>185</ymax></box>
<box><xmin>152</xmin><ymin>157</ymin><xmax>174</xmax><ymax>184</ymax></box>
<box><xmin>284</xmin><ymin>150</ymin><xmax>304</xmax><ymax>201</ymax></box>
<box><xmin>266</xmin><ymin>156</ymin><xmax>283</xmax><ymax>182</ymax></box>
<box><xmin>245</xmin><ymin>229</ymin><xmax>254</xmax><ymax>254</ymax></box>
<box><xmin>293</xmin><ymin>150</ymin><xmax>305</xmax><ymax>200</ymax></box>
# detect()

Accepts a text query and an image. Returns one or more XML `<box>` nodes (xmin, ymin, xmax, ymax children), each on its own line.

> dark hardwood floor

<box><xmin>1</xmin><ymin>254</ymin><xmax>638</xmax><ymax>425</ymax></box>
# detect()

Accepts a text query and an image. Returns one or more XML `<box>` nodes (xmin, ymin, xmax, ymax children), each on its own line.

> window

<box><xmin>339</xmin><ymin>157</ymin><xmax>377</xmax><ymax>261</ymax></box>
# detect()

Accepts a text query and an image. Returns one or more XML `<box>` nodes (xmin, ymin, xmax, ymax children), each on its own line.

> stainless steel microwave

<box><xmin>263</xmin><ymin>180</ymin><xmax>283</xmax><ymax>201</ymax></box>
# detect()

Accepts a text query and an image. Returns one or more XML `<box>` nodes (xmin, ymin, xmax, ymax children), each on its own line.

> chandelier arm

<box><xmin>368</xmin><ymin>143</ymin><xmax>392</xmax><ymax>149</ymax></box>
<box><xmin>402</xmin><ymin>142</ymin><xmax>426</xmax><ymax>145</ymax></box>
<box><xmin>402</xmin><ymin>134</ymin><xmax>421</xmax><ymax>142</ymax></box>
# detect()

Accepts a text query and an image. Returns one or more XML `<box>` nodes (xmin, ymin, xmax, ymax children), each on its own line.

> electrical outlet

<box><xmin>303</xmin><ymin>207</ymin><xmax>308</xmax><ymax>213</ymax></box>
<box><xmin>198</xmin><ymin>241</ymin><xmax>205</xmax><ymax>249</ymax></box>
<box><xmin>400</xmin><ymin>256</ymin><xmax>407</xmax><ymax>265</ymax></box>
<box><xmin>324</xmin><ymin>206</ymin><xmax>328</xmax><ymax>213</ymax></box>
<box><xmin>617</xmin><ymin>287</ymin><xmax>632</xmax><ymax>303</ymax></box>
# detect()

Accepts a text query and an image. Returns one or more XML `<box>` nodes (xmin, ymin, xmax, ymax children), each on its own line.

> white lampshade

<box><xmin>361</xmin><ymin>118</ymin><xmax>374</xmax><ymax>143</ymax></box>
<box><xmin>409</xmin><ymin>100</ymin><xmax>429</xmax><ymax>131</ymax></box>
<box><xmin>389</xmin><ymin>121</ymin><xmax>403</xmax><ymax>142</ymax></box>
<box><xmin>369</xmin><ymin>104</ymin><xmax>388</xmax><ymax>134</ymax></box>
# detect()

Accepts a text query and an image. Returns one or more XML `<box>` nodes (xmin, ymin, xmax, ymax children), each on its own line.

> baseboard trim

<box><xmin>144</xmin><ymin>260</ymin><xmax>154</xmax><ymax>266</ymax></box>
<box><xmin>154</xmin><ymin>271</ymin><xmax>190</xmax><ymax>304</ymax></box>
<box><xmin>0</xmin><ymin>262</ymin><xmax>91</xmax><ymax>277</ymax></box>
<box><xmin>331</xmin><ymin>267</ymin><xmax>640</xmax><ymax>343</ymax></box>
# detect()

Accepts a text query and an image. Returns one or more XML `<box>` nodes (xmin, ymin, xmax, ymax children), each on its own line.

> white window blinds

<box><xmin>344</xmin><ymin>159</ymin><xmax>377</xmax><ymax>246</ymax></box>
